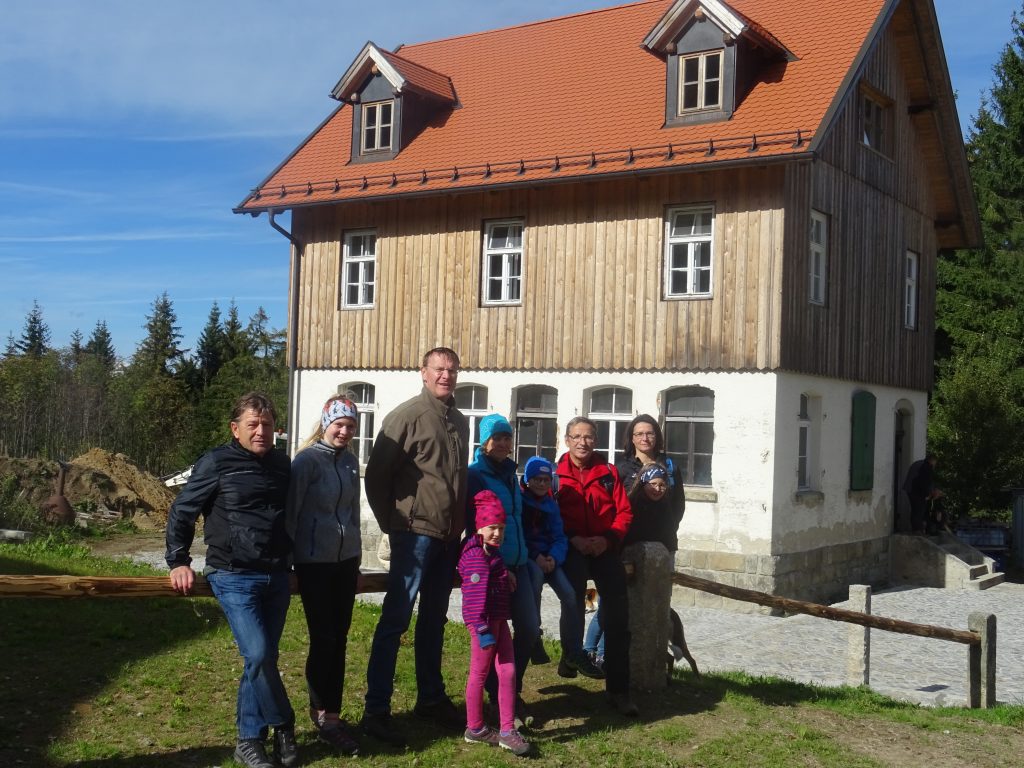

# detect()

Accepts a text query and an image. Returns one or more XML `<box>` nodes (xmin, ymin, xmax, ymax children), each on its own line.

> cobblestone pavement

<box><xmin>658</xmin><ymin>583</ymin><xmax>1024</xmax><ymax>708</ymax></box>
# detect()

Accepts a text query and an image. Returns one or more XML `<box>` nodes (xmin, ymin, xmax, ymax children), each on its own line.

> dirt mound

<box><xmin>0</xmin><ymin>450</ymin><xmax>175</xmax><ymax>524</ymax></box>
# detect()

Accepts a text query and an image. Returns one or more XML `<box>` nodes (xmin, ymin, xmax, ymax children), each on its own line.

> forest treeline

<box><xmin>0</xmin><ymin>294</ymin><xmax>286</xmax><ymax>476</ymax></box>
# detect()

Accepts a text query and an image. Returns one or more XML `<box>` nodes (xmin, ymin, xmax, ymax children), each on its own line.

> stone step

<box><xmin>965</xmin><ymin>572</ymin><xmax>1005</xmax><ymax>591</ymax></box>
<box><xmin>968</xmin><ymin>564</ymin><xmax>990</xmax><ymax>579</ymax></box>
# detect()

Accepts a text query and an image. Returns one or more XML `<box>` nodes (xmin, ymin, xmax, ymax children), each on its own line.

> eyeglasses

<box><xmin>567</xmin><ymin>434</ymin><xmax>596</xmax><ymax>443</ymax></box>
<box><xmin>632</xmin><ymin>432</ymin><xmax>656</xmax><ymax>439</ymax></box>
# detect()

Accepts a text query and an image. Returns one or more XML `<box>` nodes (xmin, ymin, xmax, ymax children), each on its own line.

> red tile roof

<box><xmin>236</xmin><ymin>0</ymin><xmax>886</xmax><ymax>212</ymax></box>
<box><xmin>377</xmin><ymin>48</ymin><xmax>456</xmax><ymax>104</ymax></box>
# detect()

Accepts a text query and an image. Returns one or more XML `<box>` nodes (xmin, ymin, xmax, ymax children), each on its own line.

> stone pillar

<box><xmin>846</xmin><ymin>584</ymin><xmax>871</xmax><ymax>686</ymax></box>
<box><xmin>623</xmin><ymin>541</ymin><xmax>672</xmax><ymax>690</ymax></box>
<box><xmin>968</xmin><ymin>612</ymin><xmax>997</xmax><ymax>708</ymax></box>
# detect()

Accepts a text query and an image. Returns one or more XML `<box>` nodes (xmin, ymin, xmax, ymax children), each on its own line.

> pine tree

<box><xmin>136</xmin><ymin>292</ymin><xmax>183</xmax><ymax>374</ymax></box>
<box><xmin>931</xmin><ymin>4</ymin><xmax>1024</xmax><ymax>516</ymax></box>
<box><xmin>16</xmin><ymin>300</ymin><xmax>51</xmax><ymax>358</ymax></box>
<box><xmin>196</xmin><ymin>301</ymin><xmax>225</xmax><ymax>386</ymax></box>
<box><xmin>222</xmin><ymin>300</ymin><xmax>250</xmax><ymax>362</ymax></box>
<box><xmin>84</xmin><ymin>320</ymin><xmax>116</xmax><ymax>369</ymax></box>
<box><xmin>69</xmin><ymin>329</ymin><xmax>84</xmax><ymax>363</ymax></box>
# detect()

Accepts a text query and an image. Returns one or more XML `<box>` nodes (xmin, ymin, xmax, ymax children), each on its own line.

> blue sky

<box><xmin>1</xmin><ymin>0</ymin><xmax>1016</xmax><ymax>359</ymax></box>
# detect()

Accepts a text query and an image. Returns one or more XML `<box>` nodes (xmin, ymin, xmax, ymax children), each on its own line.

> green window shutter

<box><xmin>850</xmin><ymin>391</ymin><xmax>876</xmax><ymax>490</ymax></box>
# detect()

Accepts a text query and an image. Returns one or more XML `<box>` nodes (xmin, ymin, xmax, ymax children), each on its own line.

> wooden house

<box><xmin>235</xmin><ymin>0</ymin><xmax>979</xmax><ymax>605</ymax></box>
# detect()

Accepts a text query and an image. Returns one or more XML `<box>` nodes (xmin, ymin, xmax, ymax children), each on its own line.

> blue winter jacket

<box><xmin>466</xmin><ymin>450</ymin><xmax>528</xmax><ymax>568</ymax></box>
<box><xmin>520</xmin><ymin>484</ymin><xmax>568</xmax><ymax>565</ymax></box>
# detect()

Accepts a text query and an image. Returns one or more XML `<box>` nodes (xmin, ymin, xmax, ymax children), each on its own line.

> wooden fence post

<box><xmin>968</xmin><ymin>612</ymin><xmax>997</xmax><ymax>708</ymax></box>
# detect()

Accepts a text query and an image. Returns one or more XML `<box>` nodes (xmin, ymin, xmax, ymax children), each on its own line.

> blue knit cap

<box><xmin>524</xmin><ymin>456</ymin><xmax>554</xmax><ymax>482</ymax></box>
<box><xmin>478</xmin><ymin>413</ymin><xmax>513</xmax><ymax>446</ymax></box>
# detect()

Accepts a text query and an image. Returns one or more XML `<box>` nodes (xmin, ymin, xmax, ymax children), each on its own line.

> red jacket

<box><xmin>555</xmin><ymin>453</ymin><xmax>632</xmax><ymax>548</ymax></box>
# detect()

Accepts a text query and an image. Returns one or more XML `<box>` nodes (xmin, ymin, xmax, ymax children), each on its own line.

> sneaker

<box><xmin>514</xmin><ymin>695</ymin><xmax>534</xmax><ymax>730</ymax></box>
<box><xmin>559</xmin><ymin>652</ymin><xmax>605</xmax><ymax>679</ymax></box>
<box><xmin>590</xmin><ymin>652</ymin><xmax>605</xmax><ymax>673</ymax></box>
<box><xmin>464</xmin><ymin>725</ymin><xmax>500</xmax><ymax>746</ymax></box>
<box><xmin>360</xmin><ymin>711</ymin><xmax>406</xmax><ymax>747</ymax></box>
<box><xmin>531</xmin><ymin>638</ymin><xmax>551</xmax><ymax>665</ymax></box>
<box><xmin>233</xmin><ymin>738</ymin><xmax>275</xmax><ymax>768</ymax></box>
<box><xmin>413</xmin><ymin>696</ymin><xmax>464</xmax><ymax>730</ymax></box>
<box><xmin>609</xmin><ymin>692</ymin><xmax>639</xmax><ymax>717</ymax></box>
<box><xmin>319</xmin><ymin>722</ymin><xmax>360</xmax><ymax>756</ymax></box>
<box><xmin>272</xmin><ymin>727</ymin><xmax>298</xmax><ymax>768</ymax></box>
<box><xmin>498</xmin><ymin>728</ymin><xmax>531</xmax><ymax>756</ymax></box>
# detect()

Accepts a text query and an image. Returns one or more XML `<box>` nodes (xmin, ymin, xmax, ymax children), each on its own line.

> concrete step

<box><xmin>968</xmin><ymin>564</ymin><xmax>990</xmax><ymax>579</ymax></box>
<box><xmin>965</xmin><ymin>572</ymin><xmax>1006</xmax><ymax>591</ymax></box>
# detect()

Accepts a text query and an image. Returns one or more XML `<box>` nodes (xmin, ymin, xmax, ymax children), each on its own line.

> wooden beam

<box><xmin>670</xmin><ymin>571</ymin><xmax>979</xmax><ymax>646</ymax></box>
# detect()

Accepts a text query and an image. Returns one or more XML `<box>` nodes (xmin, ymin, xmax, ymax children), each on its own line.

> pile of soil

<box><xmin>0</xmin><ymin>449</ymin><xmax>175</xmax><ymax>525</ymax></box>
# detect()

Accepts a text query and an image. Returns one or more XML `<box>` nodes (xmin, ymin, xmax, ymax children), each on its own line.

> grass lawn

<box><xmin>3</xmin><ymin>533</ymin><xmax>1024</xmax><ymax>767</ymax></box>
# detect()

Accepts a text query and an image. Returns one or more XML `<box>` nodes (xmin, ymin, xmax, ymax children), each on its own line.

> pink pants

<box><xmin>465</xmin><ymin>619</ymin><xmax>516</xmax><ymax>732</ymax></box>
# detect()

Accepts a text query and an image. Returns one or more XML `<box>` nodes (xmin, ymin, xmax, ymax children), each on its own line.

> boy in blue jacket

<box><xmin>520</xmin><ymin>456</ymin><xmax>603</xmax><ymax>679</ymax></box>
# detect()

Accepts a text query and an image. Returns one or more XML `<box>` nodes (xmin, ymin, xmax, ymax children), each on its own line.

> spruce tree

<box><xmin>196</xmin><ymin>301</ymin><xmax>225</xmax><ymax>385</ymax></box>
<box><xmin>932</xmin><ymin>4</ymin><xmax>1024</xmax><ymax>516</ymax></box>
<box><xmin>16</xmin><ymin>300</ymin><xmax>51</xmax><ymax>358</ymax></box>
<box><xmin>222</xmin><ymin>300</ymin><xmax>250</xmax><ymax>362</ymax></box>
<box><xmin>136</xmin><ymin>292</ymin><xmax>183</xmax><ymax>374</ymax></box>
<box><xmin>84</xmin><ymin>320</ymin><xmax>116</xmax><ymax>369</ymax></box>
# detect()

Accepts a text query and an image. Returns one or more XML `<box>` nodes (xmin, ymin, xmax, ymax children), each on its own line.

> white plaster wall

<box><xmin>770</xmin><ymin>373</ymin><xmax>928</xmax><ymax>553</ymax></box>
<box><xmin>292</xmin><ymin>367</ymin><xmax>781</xmax><ymax>555</ymax></box>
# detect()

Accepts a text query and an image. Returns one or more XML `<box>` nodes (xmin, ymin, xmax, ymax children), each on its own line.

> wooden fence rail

<box><xmin>0</xmin><ymin>567</ymin><xmax>996</xmax><ymax>707</ymax></box>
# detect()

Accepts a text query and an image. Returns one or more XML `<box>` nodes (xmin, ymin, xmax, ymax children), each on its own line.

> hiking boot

<box><xmin>413</xmin><ymin>696</ymin><xmax>464</xmax><ymax>730</ymax></box>
<box><xmin>558</xmin><ymin>652</ymin><xmax>605</xmax><ymax>679</ymax></box>
<box><xmin>233</xmin><ymin>738</ymin><xmax>275</xmax><ymax>768</ymax></box>
<box><xmin>272</xmin><ymin>727</ymin><xmax>298</xmax><ymax>768</ymax></box>
<box><xmin>531</xmin><ymin>638</ymin><xmax>551</xmax><ymax>665</ymax></box>
<box><xmin>319</xmin><ymin>723</ymin><xmax>360</xmax><ymax>756</ymax></box>
<box><xmin>514</xmin><ymin>695</ymin><xmax>534</xmax><ymax>730</ymax></box>
<box><xmin>359</xmin><ymin>711</ymin><xmax>406</xmax><ymax>747</ymax></box>
<box><xmin>609</xmin><ymin>692</ymin><xmax>639</xmax><ymax>717</ymax></box>
<box><xmin>464</xmin><ymin>725</ymin><xmax>500</xmax><ymax>746</ymax></box>
<box><xmin>498</xmin><ymin>728</ymin><xmax>531</xmax><ymax>756</ymax></box>
<box><xmin>589</xmin><ymin>652</ymin><xmax>605</xmax><ymax>673</ymax></box>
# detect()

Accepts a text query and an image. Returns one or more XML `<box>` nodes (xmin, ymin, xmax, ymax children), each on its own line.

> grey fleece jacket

<box><xmin>286</xmin><ymin>440</ymin><xmax>362</xmax><ymax>564</ymax></box>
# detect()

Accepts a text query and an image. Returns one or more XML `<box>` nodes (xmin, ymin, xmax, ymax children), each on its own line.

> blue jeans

<box><xmin>525</xmin><ymin>559</ymin><xmax>582</xmax><ymax>655</ymax></box>
<box><xmin>364</xmin><ymin>530</ymin><xmax>460</xmax><ymax>715</ymax></box>
<box><xmin>207</xmin><ymin>569</ymin><xmax>295</xmax><ymax>740</ymax></box>
<box><xmin>583</xmin><ymin>598</ymin><xmax>606</xmax><ymax>657</ymax></box>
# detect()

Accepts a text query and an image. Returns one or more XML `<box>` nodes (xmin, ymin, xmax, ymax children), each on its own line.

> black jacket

<box><xmin>165</xmin><ymin>439</ymin><xmax>292</xmax><ymax>573</ymax></box>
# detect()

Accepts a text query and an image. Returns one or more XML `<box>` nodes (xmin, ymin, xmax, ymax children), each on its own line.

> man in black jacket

<box><xmin>165</xmin><ymin>392</ymin><xmax>296</xmax><ymax>768</ymax></box>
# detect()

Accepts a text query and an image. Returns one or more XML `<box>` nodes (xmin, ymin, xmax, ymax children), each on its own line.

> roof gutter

<box><xmin>267</xmin><ymin>209</ymin><xmax>303</xmax><ymax>457</ymax></box>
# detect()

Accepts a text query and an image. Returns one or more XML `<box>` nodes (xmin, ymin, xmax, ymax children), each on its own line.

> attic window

<box><xmin>679</xmin><ymin>50</ymin><xmax>723</xmax><ymax>113</ymax></box>
<box><xmin>859</xmin><ymin>84</ymin><xmax>891</xmax><ymax>156</ymax></box>
<box><xmin>361</xmin><ymin>100</ymin><xmax>393</xmax><ymax>153</ymax></box>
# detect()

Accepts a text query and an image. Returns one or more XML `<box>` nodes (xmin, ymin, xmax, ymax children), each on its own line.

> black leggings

<box><xmin>295</xmin><ymin>558</ymin><xmax>360</xmax><ymax>713</ymax></box>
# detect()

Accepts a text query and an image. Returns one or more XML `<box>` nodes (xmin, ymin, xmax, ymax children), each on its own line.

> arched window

<box><xmin>662</xmin><ymin>386</ymin><xmax>714</xmax><ymax>485</ymax></box>
<box><xmin>513</xmin><ymin>385</ymin><xmax>558</xmax><ymax>467</ymax></box>
<box><xmin>339</xmin><ymin>382</ymin><xmax>375</xmax><ymax>464</ymax></box>
<box><xmin>587</xmin><ymin>386</ymin><xmax>633</xmax><ymax>465</ymax></box>
<box><xmin>455</xmin><ymin>384</ymin><xmax>489</xmax><ymax>458</ymax></box>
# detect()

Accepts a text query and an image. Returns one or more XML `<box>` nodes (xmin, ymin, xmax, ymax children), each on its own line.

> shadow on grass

<box><xmin>0</xmin><ymin>552</ymin><xmax>226</xmax><ymax>768</ymax></box>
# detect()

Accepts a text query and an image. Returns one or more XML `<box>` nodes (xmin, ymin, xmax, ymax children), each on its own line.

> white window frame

<box><xmin>586</xmin><ymin>386</ymin><xmax>634</xmax><ymax>466</ymax></box>
<box><xmin>482</xmin><ymin>219</ymin><xmax>524</xmax><ymax>306</ymax></box>
<box><xmin>662</xmin><ymin>386</ymin><xmax>715</xmax><ymax>486</ymax></box>
<box><xmin>797</xmin><ymin>393</ymin><xmax>822</xmax><ymax>491</ymax></box>
<box><xmin>678</xmin><ymin>50</ymin><xmax>723</xmax><ymax>113</ymax></box>
<box><xmin>904</xmin><ymin>250</ymin><xmax>919</xmax><ymax>330</ymax></box>
<box><xmin>339</xmin><ymin>382</ymin><xmax>375</xmax><ymax>465</ymax></box>
<box><xmin>514</xmin><ymin>385</ymin><xmax>558</xmax><ymax>468</ymax></box>
<box><xmin>809</xmin><ymin>210</ymin><xmax>828</xmax><ymax>306</ymax></box>
<box><xmin>361</xmin><ymin>100</ymin><xmax>393</xmax><ymax>153</ymax></box>
<box><xmin>455</xmin><ymin>383</ymin><xmax>489</xmax><ymax>458</ymax></box>
<box><xmin>664</xmin><ymin>205</ymin><xmax>714</xmax><ymax>298</ymax></box>
<box><xmin>340</xmin><ymin>229</ymin><xmax>376</xmax><ymax>309</ymax></box>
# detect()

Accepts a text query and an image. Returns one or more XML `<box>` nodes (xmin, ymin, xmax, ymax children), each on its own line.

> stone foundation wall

<box><xmin>673</xmin><ymin>536</ymin><xmax>891</xmax><ymax>613</ymax></box>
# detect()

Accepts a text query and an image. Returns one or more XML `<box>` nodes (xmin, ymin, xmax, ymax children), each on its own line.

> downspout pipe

<box><xmin>267</xmin><ymin>209</ymin><xmax>303</xmax><ymax>457</ymax></box>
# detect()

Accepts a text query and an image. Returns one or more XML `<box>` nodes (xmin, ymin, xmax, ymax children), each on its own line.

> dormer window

<box><xmin>361</xmin><ymin>101</ymin><xmax>393</xmax><ymax>153</ymax></box>
<box><xmin>679</xmin><ymin>50</ymin><xmax>723</xmax><ymax>113</ymax></box>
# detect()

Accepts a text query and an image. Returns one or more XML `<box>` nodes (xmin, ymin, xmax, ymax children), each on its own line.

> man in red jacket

<box><xmin>554</xmin><ymin>416</ymin><xmax>638</xmax><ymax>716</ymax></box>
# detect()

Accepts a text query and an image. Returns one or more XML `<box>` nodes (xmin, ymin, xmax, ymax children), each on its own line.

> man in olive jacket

<box><xmin>360</xmin><ymin>347</ymin><xmax>470</xmax><ymax>745</ymax></box>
